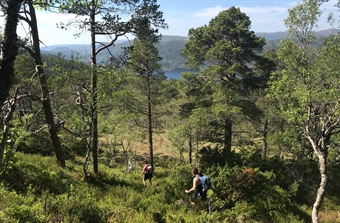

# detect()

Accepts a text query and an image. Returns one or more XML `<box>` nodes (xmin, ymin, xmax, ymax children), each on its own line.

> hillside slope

<box><xmin>41</xmin><ymin>29</ymin><xmax>337</xmax><ymax>70</ymax></box>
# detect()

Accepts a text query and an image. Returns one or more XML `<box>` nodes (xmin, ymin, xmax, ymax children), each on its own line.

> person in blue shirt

<box><xmin>185</xmin><ymin>167</ymin><xmax>204</xmax><ymax>205</ymax></box>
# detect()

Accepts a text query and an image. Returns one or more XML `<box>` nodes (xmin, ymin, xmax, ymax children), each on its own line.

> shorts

<box><xmin>144</xmin><ymin>171</ymin><xmax>153</xmax><ymax>180</ymax></box>
<box><xmin>191</xmin><ymin>189</ymin><xmax>202</xmax><ymax>199</ymax></box>
<box><xmin>191</xmin><ymin>189</ymin><xmax>206</xmax><ymax>201</ymax></box>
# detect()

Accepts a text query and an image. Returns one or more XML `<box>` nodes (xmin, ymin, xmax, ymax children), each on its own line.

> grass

<box><xmin>0</xmin><ymin>148</ymin><xmax>340</xmax><ymax>222</ymax></box>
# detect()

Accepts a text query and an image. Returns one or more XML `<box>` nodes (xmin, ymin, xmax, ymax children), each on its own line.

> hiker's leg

<box><xmin>191</xmin><ymin>191</ymin><xmax>199</xmax><ymax>205</ymax></box>
<box><xmin>143</xmin><ymin>175</ymin><xmax>147</xmax><ymax>186</ymax></box>
<box><xmin>144</xmin><ymin>173</ymin><xmax>151</xmax><ymax>185</ymax></box>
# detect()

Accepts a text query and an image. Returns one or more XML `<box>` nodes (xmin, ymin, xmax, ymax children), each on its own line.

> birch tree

<box><xmin>267</xmin><ymin>0</ymin><xmax>340</xmax><ymax>222</ymax></box>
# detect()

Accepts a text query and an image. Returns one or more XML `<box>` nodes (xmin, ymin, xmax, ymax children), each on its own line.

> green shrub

<box><xmin>16</xmin><ymin>131</ymin><xmax>53</xmax><ymax>156</ymax></box>
<box><xmin>43</xmin><ymin>184</ymin><xmax>105</xmax><ymax>223</ymax></box>
<box><xmin>0</xmin><ymin>186</ymin><xmax>47</xmax><ymax>223</ymax></box>
<box><xmin>166</xmin><ymin>163</ymin><xmax>192</xmax><ymax>202</ymax></box>
<box><xmin>2</xmin><ymin>154</ymin><xmax>72</xmax><ymax>195</ymax></box>
<box><xmin>6</xmin><ymin>203</ymin><xmax>47</xmax><ymax>223</ymax></box>
<box><xmin>62</xmin><ymin>134</ymin><xmax>88</xmax><ymax>158</ymax></box>
<box><xmin>1</xmin><ymin>147</ymin><xmax>339</xmax><ymax>223</ymax></box>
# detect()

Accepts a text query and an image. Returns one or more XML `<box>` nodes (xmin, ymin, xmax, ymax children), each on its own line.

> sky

<box><xmin>4</xmin><ymin>0</ymin><xmax>340</xmax><ymax>46</ymax></box>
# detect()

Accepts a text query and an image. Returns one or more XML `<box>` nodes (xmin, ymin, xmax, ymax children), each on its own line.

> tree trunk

<box><xmin>308</xmin><ymin>136</ymin><xmax>328</xmax><ymax>223</ymax></box>
<box><xmin>262</xmin><ymin>119</ymin><xmax>268</xmax><ymax>159</ymax></box>
<box><xmin>90</xmin><ymin>3</ymin><xmax>98</xmax><ymax>174</ymax></box>
<box><xmin>188</xmin><ymin>133</ymin><xmax>192</xmax><ymax>164</ymax></box>
<box><xmin>223</xmin><ymin>117</ymin><xmax>232</xmax><ymax>154</ymax></box>
<box><xmin>147</xmin><ymin>73</ymin><xmax>154</xmax><ymax>170</ymax></box>
<box><xmin>0</xmin><ymin>88</ymin><xmax>18</xmax><ymax>162</ymax></box>
<box><xmin>27</xmin><ymin>0</ymin><xmax>65</xmax><ymax>167</ymax></box>
<box><xmin>312</xmin><ymin>152</ymin><xmax>327</xmax><ymax>223</ymax></box>
<box><xmin>0</xmin><ymin>0</ymin><xmax>22</xmax><ymax>109</ymax></box>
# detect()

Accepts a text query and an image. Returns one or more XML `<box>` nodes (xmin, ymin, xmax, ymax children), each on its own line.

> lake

<box><xmin>164</xmin><ymin>69</ymin><xmax>192</xmax><ymax>79</ymax></box>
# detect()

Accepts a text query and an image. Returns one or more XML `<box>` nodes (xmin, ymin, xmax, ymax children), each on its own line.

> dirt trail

<box><xmin>99</xmin><ymin>133</ymin><xmax>174</xmax><ymax>160</ymax></box>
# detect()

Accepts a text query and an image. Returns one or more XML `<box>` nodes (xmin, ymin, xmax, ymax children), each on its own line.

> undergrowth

<box><xmin>0</xmin><ymin>151</ymin><xmax>339</xmax><ymax>223</ymax></box>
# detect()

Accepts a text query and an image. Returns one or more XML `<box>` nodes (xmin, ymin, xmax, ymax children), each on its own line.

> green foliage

<box><xmin>182</xmin><ymin>6</ymin><xmax>267</xmax><ymax>76</ymax></box>
<box><xmin>198</xmin><ymin>145</ymin><xmax>228</xmax><ymax>167</ymax></box>
<box><xmin>47</xmin><ymin>184</ymin><xmax>105</xmax><ymax>222</ymax></box>
<box><xmin>266</xmin><ymin>1</ymin><xmax>340</xmax><ymax>220</ymax></box>
<box><xmin>179</xmin><ymin>6</ymin><xmax>276</xmax><ymax>155</ymax></box>
<box><xmin>16</xmin><ymin>131</ymin><xmax>53</xmax><ymax>156</ymax></box>
<box><xmin>0</xmin><ymin>154</ymin><xmax>72</xmax><ymax>194</ymax></box>
<box><xmin>1</xmin><ymin>145</ymin><xmax>340</xmax><ymax>222</ymax></box>
<box><xmin>164</xmin><ymin>125</ymin><xmax>188</xmax><ymax>160</ymax></box>
<box><xmin>0</xmin><ymin>184</ymin><xmax>47</xmax><ymax>222</ymax></box>
<box><xmin>208</xmin><ymin>164</ymin><xmax>305</xmax><ymax>221</ymax></box>
<box><xmin>5</xmin><ymin>2</ymin><xmax>340</xmax><ymax>223</ymax></box>
<box><xmin>6</xmin><ymin>203</ymin><xmax>47</xmax><ymax>223</ymax></box>
<box><xmin>62</xmin><ymin>135</ymin><xmax>87</xmax><ymax>158</ymax></box>
<box><xmin>166</xmin><ymin>163</ymin><xmax>193</xmax><ymax>201</ymax></box>
<box><xmin>327</xmin><ymin>163</ymin><xmax>340</xmax><ymax>198</ymax></box>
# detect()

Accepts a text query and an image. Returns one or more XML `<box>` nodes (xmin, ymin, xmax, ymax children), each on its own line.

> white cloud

<box><xmin>191</xmin><ymin>5</ymin><xmax>288</xmax><ymax>19</ymax></box>
<box><xmin>3</xmin><ymin>1</ymin><xmax>339</xmax><ymax>45</ymax></box>
<box><xmin>288</xmin><ymin>1</ymin><xmax>299</xmax><ymax>7</ymax></box>
<box><xmin>192</xmin><ymin>5</ymin><xmax>225</xmax><ymax>18</ymax></box>
<box><xmin>15</xmin><ymin>11</ymin><xmax>127</xmax><ymax>45</ymax></box>
<box><xmin>240</xmin><ymin>6</ymin><xmax>288</xmax><ymax>14</ymax></box>
<box><xmin>13</xmin><ymin>11</ymin><xmax>90</xmax><ymax>45</ymax></box>
<box><xmin>317</xmin><ymin>0</ymin><xmax>338</xmax><ymax>10</ymax></box>
<box><xmin>36</xmin><ymin>12</ymin><xmax>87</xmax><ymax>31</ymax></box>
<box><xmin>188</xmin><ymin>5</ymin><xmax>289</xmax><ymax>33</ymax></box>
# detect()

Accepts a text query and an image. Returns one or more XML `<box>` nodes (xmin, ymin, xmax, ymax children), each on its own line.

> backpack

<box><xmin>146</xmin><ymin>164</ymin><xmax>152</xmax><ymax>174</ymax></box>
<box><xmin>197</xmin><ymin>175</ymin><xmax>211</xmax><ymax>193</ymax></box>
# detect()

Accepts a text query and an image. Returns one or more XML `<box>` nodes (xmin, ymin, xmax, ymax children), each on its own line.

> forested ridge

<box><xmin>41</xmin><ymin>29</ymin><xmax>336</xmax><ymax>71</ymax></box>
<box><xmin>41</xmin><ymin>35</ymin><xmax>190</xmax><ymax>70</ymax></box>
<box><xmin>1</xmin><ymin>0</ymin><xmax>340</xmax><ymax>223</ymax></box>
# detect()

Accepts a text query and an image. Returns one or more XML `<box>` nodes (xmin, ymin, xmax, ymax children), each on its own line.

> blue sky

<box><xmin>9</xmin><ymin>0</ymin><xmax>340</xmax><ymax>45</ymax></box>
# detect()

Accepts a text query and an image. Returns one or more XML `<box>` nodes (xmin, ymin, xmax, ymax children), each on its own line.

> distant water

<box><xmin>164</xmin><ymin>69</ymin><xmax>194</xmax><ymax>79</ymax></box>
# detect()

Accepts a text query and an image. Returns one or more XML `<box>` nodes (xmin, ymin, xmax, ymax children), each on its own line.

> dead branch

<box><xmin>0</xmin><ymin>88</ymin><xmax>19</xmax><ymax>162</ymax></box>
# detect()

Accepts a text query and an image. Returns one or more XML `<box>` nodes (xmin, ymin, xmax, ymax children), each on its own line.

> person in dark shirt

<box><xmin>140</xmin><ymin>160</ymin><xmax>153</xmax><ymax>186</ymax></box>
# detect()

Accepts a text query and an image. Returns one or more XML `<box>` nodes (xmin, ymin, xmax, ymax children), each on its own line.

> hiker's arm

<box><xmin>185</xmin><ymin>178</ymin><xmax>197</xmax><ymax>193</ymax></box>
<box><xmin>140</xmin><ymin>166</ymin><xmax>146</xmax><ymax>176</ymax></box>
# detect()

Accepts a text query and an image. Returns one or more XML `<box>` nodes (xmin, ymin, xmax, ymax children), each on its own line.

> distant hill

<box><xmin>41</xmin><ymin>29</ymin><xmax>338</xmax><ymax>71</ymax></box>
<box><xmin>256</xmin><ymin>31</ymin><xmax>289</xmax><ymax>41</ymax></box>
<box><xmin>256</xmin><ymin>28</ymin><xmax>338</xmax><ymax>40</ymax></box>
<box><xmin>41</xmin><ymin>35</ymin><xmax>190</xmax><ymax>70</ymax></box>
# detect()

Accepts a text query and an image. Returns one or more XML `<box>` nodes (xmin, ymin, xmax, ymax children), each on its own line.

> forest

<box><xmin>41</xmin><ymin>35</ymin><xmax>190</xmax><ymax>71</ymax></box>
<box><xmin>0</xmin><ymin>0</ymin><xmax>340</xmax><ymax>222</ymax></box>
<box><xmin>40</xmin><ymin>31</ymin><xmax>335</xmax><ymax>72</ymax></box>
